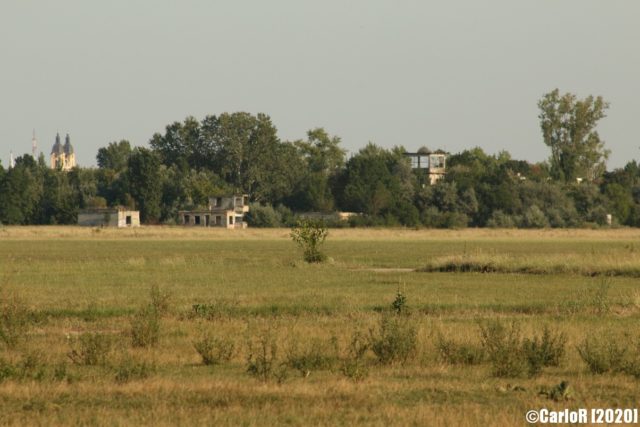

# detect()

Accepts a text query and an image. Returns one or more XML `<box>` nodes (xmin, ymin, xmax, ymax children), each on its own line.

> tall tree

<box><xmin>127</xmin><ymin>148</ymin><xmax>163</xmax><ymax>223</ymax></box>
<box><xmin>538</xmin><ymin>89</ymin><xmax>610</xmax><ymax>182</ymax></box>
<box><xmin>289</xmin><ymin>128</ymin><xmax>346</xmax><ymax>211</ymax></box>
<box><xmin>97</xmin><ymin>140</ymin><xmax>132</xmax><ymax>171</ymax></box>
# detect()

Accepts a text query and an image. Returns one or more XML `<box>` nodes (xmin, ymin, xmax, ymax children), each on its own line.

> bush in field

<box><xmin>245</xmin><ymin>203</ymin><xmax>283</xmax><ymax>227</ymax></box>
<box><xmin>246</xmin><ymin>325</ymin><xmax>287</xmax><ymax>383</ymax></box>
<box><xmin>114</xmin><ymin>355</ymin><xmax>156</xmax><ymax>383</ymax></box>
<box><xmin>130</xmin><ymin>285</ymin><xmax>168</xmax><ymax>348</ymax></box>
<box><xmin>150</xmin><ymin>284</ymin><xmax>172</xmax><ymax>316</ymax></box>
<box><xmin>285</xmin><ymin>336</ymin><xmax>339</xmax><ymax>377</ymax></box>
<box><xmin>436</xmin><ymin>333</ymin><xmax>485</xmax><ymax>365</ymax></box>
<box><xmin>522</xmin><ymin>326</ymin><xmax>567</xmax><ymax>376</ymax></box>
<box><xmin>0</xmin><ymin>295</ymin><xmax>31</xmax><ymax>349</ymax></box>
<box><xmin>193</xmin><ymin>333</ymin><xmax>235</xmax><ymax>366</ymax></box>
<box><xmin>341</xmin><ymin>330</ymin><xmax>370</xmax><ymax>382</ymax></box>
<box><xmin>577</xmin><ymin>332</ymin><xmax>628</xmax><ymax>374</ymax></box>
<box><xmin>68</xmin><ymin>332</ymin><xmax>114</xmax><ymax>366</ymax></box>
<box><xmin>480</xmin><ymin>320</ymin><xmax>527</xmax><ymax>377</ymax></box>
<box><xmin>369</xmin><ymin>314</ymin><xmax>417</xmax><ymax>365</ymax></box>
<box><xmin>391</xmin><ymin>291</ymin><xmax>407</xmax><ymax>315</ymax></box>
<box><xmin>0</xmin><ymin>357</ymin><xmax>15</xmax><ymax>382</ymax></box>
<box><xmin>290</xmin><ymin>219</ymin><xmax>328</xmax><ymax>263</ymax></box>
<box><xmin>591</xmin><ymin>279</ymin><xmax>611</xmax><ymax>316</ymax></box>
<box><xmin>130</xmin><ymin>306</ymin><xmax>160</xmax><ymax>348</ymax></box>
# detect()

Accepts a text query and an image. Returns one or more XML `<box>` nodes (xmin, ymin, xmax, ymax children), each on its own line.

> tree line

<box><xmin>1</xmin><ymin>90</ymin><xmax>638</xmax><ymax>228</ymax></box>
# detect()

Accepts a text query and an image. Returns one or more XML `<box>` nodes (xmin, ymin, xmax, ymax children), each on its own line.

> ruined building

<box><xmin>179</xmin><ymin>195</ymin><xmax>249</xmax><ymax>228</ymax></box>
<box><xmin>405</xmin><ymin>149</ymin><xmax>447</xmax><ymax>185</ymax></box>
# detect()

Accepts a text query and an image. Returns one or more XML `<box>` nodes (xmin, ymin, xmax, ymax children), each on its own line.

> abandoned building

<box><xmin>77</xmin><ymin>207</ymin><xmax>140</xmax><ymax>228</ymax></box>
<box><xmin>178</xmin><ymin>195</ymin><xmax>249</xmax><ymax>228</ymax></box>
<box><xmin>404</xmin><ymin>150</ymin><xmax>447</xmax><ymax>185</ymax></box>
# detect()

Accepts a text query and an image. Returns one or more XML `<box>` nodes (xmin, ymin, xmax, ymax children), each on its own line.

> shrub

<box><xmin>369</xmin><ymin>314</ymin><xmax>417</xmax><ymax>365</ymax></box>
<box><xmin>114</xmin><ymin>356</ymin><xmax>156</xmax><ymax>383</ymax></box>
<box><xmin>0</xmin><ymin>357</ymin><xmax>15</xmax><ymax>382</ymax></box>
<box><xmin>591</xmin><ymin>279</ymin><xmax>611</xmax><ymax>316</ymax></box>
<box><xmin>68</xmin><ymin>332</ymin><xmax>113</xmax><ymax>366</ymax></box>
<box><xmin>246</xmin><ymin>326</ymin><xmax>287</xmax><ymax>383</ymax></box>
<box><xmin>577</xmin><ymin>332</ymin><xmax>628</xmax><ymax>374</ymax></box>
<box><xmin>0</xmin><ymin>295</ymin><xmax>31</xmax><ymax>349</ymax></box>
<box><xmin>290</xmin><ymin>219</ymin><xmax>328</xmax><ymax>263</ymax></box>
<box><xmin>436</xmin><ymin>333</ymin><xmax>485</xmax><ymax>365</ymax></box>
<box><xmin>486</xmin><ymin>210</ymin><xmax>517</xmax><ymax>228</ymax></box>
<box><xmin>341</xmin><ymin>330</ymin><xmax>370</xmax><ymax>382</ymax></box>
<box><xmin>521</xmin><ymin>205</ymin><xmax>549</xmax><ymax>228</ymax></box>
<box><xmin>193</xmin><ymin>333</ymin><xmax>235</xmax><ymax>366</ymax></box>
<box><xmin>130</xmin><ymin>306</ymin><xmax>160</xmax><ymax>348</ymax></box>
<box><xmin>190</xmin><ymin>298</ymin><xmax>239</xmax><ymax>320</ymax></box>
<box><xmin>17</xmin><ymin>351</ymin><xmax>46</xmax><ymax>381</ymax></box>
<box><xmin>391</xmin><ymin>291</ymin><xmax>407</xmax><ymax>315</ymax></box>
<box><xmin>480</xmin><ymin>320</ymin><xmax>527</xmax><ymax>377</ymax></box>
<box><xmin>244</xmin><ymin>203</ymin><xmax>282</xmax><ymax>228</ymax></box>
<box><xmin>522</xmin><ymin>326</ymin><xmax>567</xmax><ymax>376</ymax></box>
<box><xmin>150</xmin><ymin>284</ymin><xmax>172</xmax><ymax>316</ymax></box>
<box><xmin>286</xmin><ymin>336</ymin><xmax>338</xmax><ymax>377</ymax></box>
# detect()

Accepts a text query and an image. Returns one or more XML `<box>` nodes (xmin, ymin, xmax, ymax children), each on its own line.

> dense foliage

<box><xmin>1</xmin><ymin>91</ymin><xmax>639</xmax><ymax>227</ymax></box>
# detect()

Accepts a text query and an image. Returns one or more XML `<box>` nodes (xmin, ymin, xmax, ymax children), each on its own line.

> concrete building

<box><xmin>179</xmin><ymin>195</ymin><xmax>249</xmax><ymax>228</ymax></box>
<box><xmin>78</xmin><ymin>207</ymin><xmax>140</xmax><ymax>228</ymax></box>
<box><xmin>405</xmin><ymin>149</ymin><xmax>447</xmax><ymax>185</ymax></box>
<box><xmin>50</xmin><ymin>133</ymin><xmax>76</xmax><ymax>171</ymax></box>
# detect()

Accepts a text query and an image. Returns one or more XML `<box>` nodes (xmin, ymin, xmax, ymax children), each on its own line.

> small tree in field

<box><xmin>290</xmin><ymin>219</ymin><xmax>328</xmax><ymax>263</ymax></box>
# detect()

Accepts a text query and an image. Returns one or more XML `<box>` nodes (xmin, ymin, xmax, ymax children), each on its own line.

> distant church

<box><xmin>50</xmin><ymin>133</ymin><xmax>76</xmax><ymax>170</ymax></box>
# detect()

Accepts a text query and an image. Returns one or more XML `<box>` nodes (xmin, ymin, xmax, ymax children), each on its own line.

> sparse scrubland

<box><xmin>1</xmin><ymin>227</ymin><xmax>640</xmax><ymax>426</ymax></box>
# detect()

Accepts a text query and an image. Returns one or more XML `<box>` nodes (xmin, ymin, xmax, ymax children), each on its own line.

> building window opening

<box><xmin>126</xmin><ymin>215</ymin><xmax>132</xmax><ymax>225</ymax></box>
<box><xmin>195</xmin><ymin>215</ymin><xmax>201</xmax><ymax>225</ymax></box>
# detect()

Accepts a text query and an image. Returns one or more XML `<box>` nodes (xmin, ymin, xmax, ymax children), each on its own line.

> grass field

<box><xmin>1</xmin><ymin>227</ymin><xmax>639</xmax><ymax>426</ymax></box>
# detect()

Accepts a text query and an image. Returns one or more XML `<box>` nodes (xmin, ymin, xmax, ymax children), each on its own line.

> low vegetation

<box><xmin>0</xmin><ymin>228</ymin><xmax>639</xmax><ymax>425</ymax></box>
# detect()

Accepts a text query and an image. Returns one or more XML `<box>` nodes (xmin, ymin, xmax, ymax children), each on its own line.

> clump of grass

<box><xmin>0</xmin><ymin>294</ymin><xmax>31</xmax><ymax>349</ymax></box>
<box><xmin>435</xmin><ymin>333</ymin><xmax>485</xmax><ymax>365</ymax></box>
<box><xmin>591</xmin><ymin>279</ymin><xmax>611</xmax><ymax>316</ymax></box>
<box><xmin>150</xmin><ymin>284</ymin><xmax>172</xmax><ymax>316</ymax></box>
<box><xmin>341</xmin><ymin>330</ymin><xmax>370</xmax><ymax>382</ymax></box>
<box><xmin>189</xmin><ymin>298</ymin><xmax>239</xmax><ymax>320</ymax></box>
<box><xmin>130</xmin><ymin>285</ymin><xmax>167</xmax><ymax>348</ymax></box>
<box><xmin>130</xmin><ymin>306</ymin><xmax>160</xmax><ymax>348</ymax></box>
<box><xmin>114</xmin><ymin>355</ymin><xmax>156</xmax><ymax>383</ymax></box>
<box><xmin>68</xmin><ymin>332</ymin><xmax>114</xmax><ymax>366</ymax></box>
<box><xmin>193</xmin><ymin>332</ymin><xmax>235</xmax><ymax>366</ymax></box>
<box><xmin>285</xmin><ymin>336</ymin><xmax>339</xmax><ymax>377</ymax></box>
<box><xmin>0</xmin><ymin>357</ymin><xmax>15</xmax><ymax>382</ymax></box>
<box><xmin>369</xmin><ymin>314</ymin><xmax>417</xmax><ymax>365</ymax></box>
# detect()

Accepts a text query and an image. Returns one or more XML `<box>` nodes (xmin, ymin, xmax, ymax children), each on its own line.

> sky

<box><xmin>1</xmin><ymin>1</ymin><xmax>639</xmax><ymax>169</ymax></box>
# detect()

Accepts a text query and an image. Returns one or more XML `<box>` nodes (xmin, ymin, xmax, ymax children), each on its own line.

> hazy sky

<box><xmin>1</xmin><ymin>1</ymin><xmax>638</xmax><ymax>169</ymax></box>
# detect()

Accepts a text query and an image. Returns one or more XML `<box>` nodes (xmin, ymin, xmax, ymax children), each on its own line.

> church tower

<box><xmin>63</xmin><ymin>134</ymin><xmax>76</xmax><ymax>170</ymax></box>
<box><xmin>50</xmin><ymin>133</ymin><xmax>76</xmax><ymax>170</ymax></box>
<box><xmin>50</xmin><ymin>133</ymin><xmax>64</xmax><ymax>169</ymax></box>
